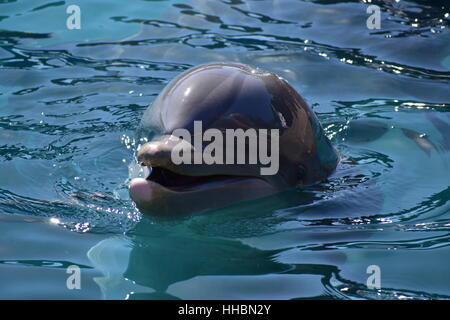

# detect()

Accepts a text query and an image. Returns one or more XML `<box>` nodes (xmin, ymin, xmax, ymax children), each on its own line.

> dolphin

<box><xmin>129</xmin><ymin>62</ymin><xmax>339</xmax><ymax>216</ymax></box>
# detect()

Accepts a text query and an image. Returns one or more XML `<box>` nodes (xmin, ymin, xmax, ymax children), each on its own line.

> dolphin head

<box><xmin>129</xmin><ymin>63</ymin><xmax>339</xmax><ymax>216</ymax></box>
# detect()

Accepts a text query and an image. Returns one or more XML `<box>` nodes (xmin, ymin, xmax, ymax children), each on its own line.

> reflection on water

<box><xmin>0</xmin><ymin>0</ymin><xmax>450</xmax><ymax>299</ymax></box>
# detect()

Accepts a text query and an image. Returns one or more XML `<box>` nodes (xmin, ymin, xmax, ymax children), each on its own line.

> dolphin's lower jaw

<box><xmin>129</xmin><ymin>171</ymin><xmax>277</xmax><ymax>217</ymax></box>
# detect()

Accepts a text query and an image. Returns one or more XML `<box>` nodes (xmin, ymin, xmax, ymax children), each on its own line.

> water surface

<box><xmin>0</xmin><ymin>0</ymin><xmax>450</xmax><ymax>299</ymax></box>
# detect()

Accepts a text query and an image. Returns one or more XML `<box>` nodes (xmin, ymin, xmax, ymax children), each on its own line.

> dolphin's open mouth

<box><xmin>146</xmin><ymin>166</ymin><xmax>248</xmax><ymax>191</ymax></box>
<box><xmin>130</xmin><ymin>165</ymin><xmax>278</xmax><ymax>216</ymax></box>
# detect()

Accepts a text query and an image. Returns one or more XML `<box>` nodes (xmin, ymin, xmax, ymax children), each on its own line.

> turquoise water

<box><xmin>1</xmin><ymin>0</ymin><xmax>450</xmax><ymax>299</ymax></box>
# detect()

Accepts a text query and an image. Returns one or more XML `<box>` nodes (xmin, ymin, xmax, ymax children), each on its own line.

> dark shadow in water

<box><xmin>121</xmin><ymin>193</ymin><xmax>312</xmax><ymax>287</ymax></box>
<box><xmin>123</xmin><ymin>219</ymin><xmax>289</xmax><ymax>298</ymax></box>
<box><xmin>118</xmin><ymin>191</ymin><xmax>315</xmax><ymax>298</ymax></box>
<box><xmin>119</xmin><ymin>184</ymin><xmax>379</xmax><ymax>299</ymax></box>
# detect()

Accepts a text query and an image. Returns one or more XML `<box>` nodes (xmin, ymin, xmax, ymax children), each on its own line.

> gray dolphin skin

<box><xmin>129</xmin><ymin>62</ymin><xmax>339</xmax><ymax>216</ymax></box>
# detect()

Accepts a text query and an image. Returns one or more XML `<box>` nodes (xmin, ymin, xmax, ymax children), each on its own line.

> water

<box><xmin>0</xmin><ymin>0</ymin><xmax>449</xmax><ymax>300</ymax></box>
